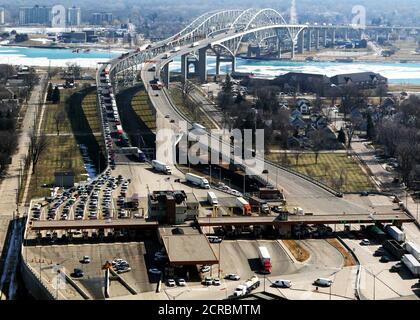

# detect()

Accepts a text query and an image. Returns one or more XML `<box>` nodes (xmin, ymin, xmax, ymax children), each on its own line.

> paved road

<box><xmin>351</xmin><ymin>137</ymin><xmax>420</xmax><ymax>225</ymax></box>
<box><xmin>0</xmin><ymin>73</ymin><xmax>47</xmax><ymax>298</ymax></box>
<box><xmin>141</xmin><ymin>62</ymin><xmax>384</xmax><ymax>216</ymax></box>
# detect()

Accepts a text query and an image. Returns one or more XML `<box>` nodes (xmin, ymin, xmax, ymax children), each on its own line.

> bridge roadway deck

<box><xmin>197</xmin><ymin>212</ymin><xmax>414</xmax><ymax>226</ymax></box>
<box><xmin>29</xmin><ymin>212</ymin><xmax>413</xmax><ymax>231</ymax></box>
<box><xmin>29</xmin><ymin>219</ymin><xmax>158</xmax><ymax>231</ymax></box>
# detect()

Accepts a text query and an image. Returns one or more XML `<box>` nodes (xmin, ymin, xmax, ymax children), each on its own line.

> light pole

<box><xmin>364</xmin><ymin>267</ymin><xmax>386</xmax><ymax>300</ymax></box>
<box><xmin>243</xmin><ymin>174</ymin><xmax>246</xmax><ymax>195</ymax></box>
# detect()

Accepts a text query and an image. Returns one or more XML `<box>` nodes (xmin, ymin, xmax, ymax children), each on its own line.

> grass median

<box><xmin>267</xmin><ymin>152</ymin><xmax>375</xmax><ymax>193</ymax></box>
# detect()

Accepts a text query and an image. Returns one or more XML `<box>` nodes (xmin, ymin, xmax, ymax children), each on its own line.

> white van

<box><xmin>314</xmin><ymin>278</ymin><xmax>333</xmax><ymax>287</ymax></box>
<box><xmin>273</xmin><ymin>279</ymin><xmax>292</xmax><ymax>288</ymax></box>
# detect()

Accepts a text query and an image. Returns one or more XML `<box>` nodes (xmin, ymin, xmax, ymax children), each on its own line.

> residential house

<box><xmin>330</xmin><ymin>72</ymin><xmax>388</xmax><ymax>89</ymax></box>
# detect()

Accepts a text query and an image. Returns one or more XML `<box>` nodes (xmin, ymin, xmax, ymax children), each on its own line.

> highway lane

<box><xmin>141</xmin><ymin>62</ymin><xmax>382</xmax><ymax>215</ymax></box>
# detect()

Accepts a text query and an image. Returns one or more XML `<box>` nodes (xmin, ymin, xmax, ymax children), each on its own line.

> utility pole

<box><xmin>209</xmin><ymin>165</ymin><xmax>212</xmax><ymax>184</ymax></box>
<box><xmin>243</xmin><ymin>174</ymin><xmax>246</xmax><ymax>195</ymax></box>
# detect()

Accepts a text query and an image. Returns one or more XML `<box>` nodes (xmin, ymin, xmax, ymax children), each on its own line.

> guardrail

<box><xmin>336</xmin><ymin>235</ymin><xmax>362</xmax><ymax>300</ymax></box>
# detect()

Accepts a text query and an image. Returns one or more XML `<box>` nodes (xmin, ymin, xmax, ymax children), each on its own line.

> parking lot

<box><xmin>341</xmin><ymin>234</ymin><xmax>420</xmax><ymax>300</ymax></box>
<box><xmin>25</xmin><ymin>242</ymin><xmax>156</xmax><ymax>299</ymax></box>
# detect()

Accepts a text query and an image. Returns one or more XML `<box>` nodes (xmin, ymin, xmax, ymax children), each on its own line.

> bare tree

<box><xmin>396</xmin><ymin>142</ymin><xmax>417</xmax><ymax>183</ymax></box>
<box><xmin>29</xmin><ymin>132</ymin><xmax>48</xmax><ymax>174</ymax></box>
<box><xmin>180</xmin><ymin>80</ymin><xmax>195</xmax><ymax>102</ymax></box>
<box><xmin>376</xmin><ymin>84</ymin><xmax>388</xmax><ymax>105</ymax></box>
<box><xmin>54</xmin><ymin>110</ymin><xmax>66</xmax><ymax>136</ymax></box>
<box><xmin>344</xmin><ymin>123</ymin><xmax>356</xmax><ymax>149</ymax></box>
<box><xmin>294</xmin><ymin>149</ymin><xmax>302</xmax><ymax>166</ymax></box>
<box><xmin>311</xmin><ymin>129</ymin><xmax>327</xmax><ymax>164</ymax></box>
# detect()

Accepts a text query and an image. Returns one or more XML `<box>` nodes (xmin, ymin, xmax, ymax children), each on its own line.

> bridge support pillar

<box><xmin>331</xmin><ymin>29</ymin><xmax>336</xmax><ymax>48</ymax></box>
<box><xmin>231</xmin><ymin>56</ymin><xmax>236</xmax><ymax>73</ymax></box>
<box><xmin>297</xmin><ymin>30</ymin><xmax>304</xmax><ymax>54</ymax></box>
<box><xmin>306</xmin><ymin>29</ymin><xmax>312</xmax><ymax>51</ymax></box>
<box><xmin>215</xmin><ymin>55</ymin><xmax>220</xmax><ymax>76</ymax></box>
<box><xmin>180</xmin><ymin>53</ymin><xmax>188</xmax><ymax>83</ymax></box>
<box><xmin>323</xmin><ymin>29</ymin><xmax>328</xmax><ymax>47</ymax></box>
<box><xmin>291</xmin><ymin>41</ymin><xmax>295</xmax><ymax>59</ymax></box>
<box><xmin>315</xmin><ymin>29</ymin><xmax>320</xmax><ymax>50</ymax></box>
<box><xmin>163</xmin><ymin>62</ymin><xmax>170</xmax><ymax>87</ymax></box>
<box><xmin>344</xmin><ymin>28</ymin><xmax>349</xmax><ymax>41</ymax></box>
<box><xmin>198</xmin><ymin>47</ymin><xmax>207</xmax><ymax>83</ymax></box>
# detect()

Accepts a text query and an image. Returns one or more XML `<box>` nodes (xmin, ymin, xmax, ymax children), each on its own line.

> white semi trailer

<box><xmin>185</xmin><ymin>173</ymin><xmax>210</xmax><ymax>189</ymax></box>
<box><xmin>151</xmin><ymin>160</ymin><xmax>172</xmax><ymax>175</ymax></box>
<box><xmin>401</xmin><ymin>254</ymin><xmax>420</xmax><ymax>276</ymax></box>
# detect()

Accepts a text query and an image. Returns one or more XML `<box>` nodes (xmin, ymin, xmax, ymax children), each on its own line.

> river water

<box><xmin>1</xmin><ymin>45</ymin><xmax>419</xmax><ymax>83</ymax></box>
<box><xmin>0</xmin><ymin>45</ymin><xmax>122</xmax><ymax>68</ymax></box>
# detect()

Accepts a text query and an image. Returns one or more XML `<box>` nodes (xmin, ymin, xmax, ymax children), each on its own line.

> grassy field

<box><xmin>130</xmin><ymin>90</ymin><xmax>156</xmax><ymax>131</ymax></box>
<box><xmin>267</xmin><ymin>152</ymin><xmax>375</xmax><ymax>192</ymax></box>
<box><xmin>169</xmin><ymin>85</ymin><xmax>217</xmax><ymax>129</ymax></box>
<box><xmin>41</xmin><ymin>89</ymin><xmax>75</xmax><ymax>134</ymax></box>
<box><xmin>27</xmin><ymin>135</ymin><xmax>88</xmax><ymax>199</ymax></box>
<box><xmin>26</xmin><ymin>85</ymin><xmax>104</xmax><ymax>200</ymax></box>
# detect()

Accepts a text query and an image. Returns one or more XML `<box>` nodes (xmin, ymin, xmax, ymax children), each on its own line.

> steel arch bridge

<box><xmin>164</xmin><ymin>8</ymin><xmax>305</xmax><ymax>52</ymax></box>
<box><xmin>108</xmin><ymin>8</ymin><xmax>307</xmax><ymax>88</ymax></box>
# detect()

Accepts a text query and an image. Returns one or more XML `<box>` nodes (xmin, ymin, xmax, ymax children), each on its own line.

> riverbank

<box><xmin>0</xmin><ymin>45</ymin><xmax>121</xmax><ymax>68</ymax></box>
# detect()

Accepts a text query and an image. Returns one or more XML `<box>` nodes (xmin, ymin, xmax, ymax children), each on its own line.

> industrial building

<box><xmin>91</xmin><ymin>12</ymin><xmax>113</xmax><ymax>25</ymax></box>
<box><xmin>67</xmin><ymin>6</ymin><xmax>81</xmax><ymax>26</ymax></box>
<box><xmin>0</xmin><ymin>7</ymin><xmax>4</xmax><ymax>25</ymax></box>
<box><xmin>60</xmin><ymin>31</ymin><xmax>87</xmax><ymax>43</ymax></box>
<box><xmin>148</xmin><ymin>190</ymin><xmax>199</xmax><ymax>224</ymax></box>
<box><xmin>19</xmin><ymin>5</ymin><xmax>52</xmax><ymax>25</ymax></box>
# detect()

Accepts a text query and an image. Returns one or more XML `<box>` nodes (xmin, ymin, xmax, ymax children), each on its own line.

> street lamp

<box><xmin>364</xmin><ymin>267</ymin><xmax>387</xmax><ymax>300</ymax></box>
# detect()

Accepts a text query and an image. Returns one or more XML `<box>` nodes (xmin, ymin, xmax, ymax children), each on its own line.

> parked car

<box><xmin>72</xmin><ymin>268</ymin><xmax>84</xmax><ymax>278</ymax></box>
<box><xmin>314</xmin><ymin>278</ymin><xmax>333</xmax><ymax>287</ymax></box>
<box><xmin>149</xmin><ymin>268</ymin><xmax>161</xmax><ymax>275</ymax></box>
<box><xmin>203</xmin><ymin>276</ymin><xmax>213</xmax><ymax>286</ymax></box>
<box><xmin>167</xmin><ymin>279</ymin><xmax>176</xmax><ymax>287</ymax></box>
<box><xmin>212</xmin><ymin>278</ymin><xmax>221</xmax><ymax>286</ymax></box>
<box><xmin>361</xmin><ymin>239</ymin><xmax>371</xmax><ymax>246</ymax></box>
<box><xmin>225</xmin><ymin>273</ymin><xmax>240</xmax><ymax>281</ymax></box>
<box><xmin>177</xmin><ymin>278</ymin><xmax>186</xmax><ymax>286</ymax></box>
<box><xmin>81</xmin><ymin>256</ymin><xmax>91</xmax><ymax>264</ymax></box>
<box><xmin>273</xmin><ymin>279</ymin><xmax>292</xmax><ymax>288</ymax></box>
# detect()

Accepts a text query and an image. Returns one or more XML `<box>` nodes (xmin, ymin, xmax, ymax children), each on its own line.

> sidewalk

<box><xmin>0</xmin><ymin>73</ymin><xmax>47</xmax><ymax>298</ymax></box>
<box><xmin>351</xmin><ymin>137</ymin><xmax>419</xmax><ymax>225</ymax></box>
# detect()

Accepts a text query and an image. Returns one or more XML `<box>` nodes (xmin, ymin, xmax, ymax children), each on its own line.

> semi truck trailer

<box><xmin>405</xmin><ymin>242</ymin><xmax>420</xmax><ymax>261</ymax></box>
<box><xmin>185</xmin><ymin>173</ymin><xmax>210</xmax><ymax>189</ymax></box>
<box><xmin>236</xmin><ymin>197</ymin><xmax>251</xmax><ymax>215</ymax></box>
<box><xmin>386</xmin><ymin>225</ymin><xmax>406</xmax><ymax>242</ymax></box>
<box><xmin>401</xmin><ymin>254</ymin><xmax>420</xmax><ymax>276</ymax></box>
<box><xmin>258</xmin><ymin>246</ymin><xmax>272</xmax><ymax>274</ymax></box>
<box><xmin>207</xmin><ymin>191</ymin><xmax>218</xmax><ymax>206</ymax></box>
<box><xmin>151</xmin><ymin>160</ymin><xmax>172</xmax><ymax>175</ymax></box>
